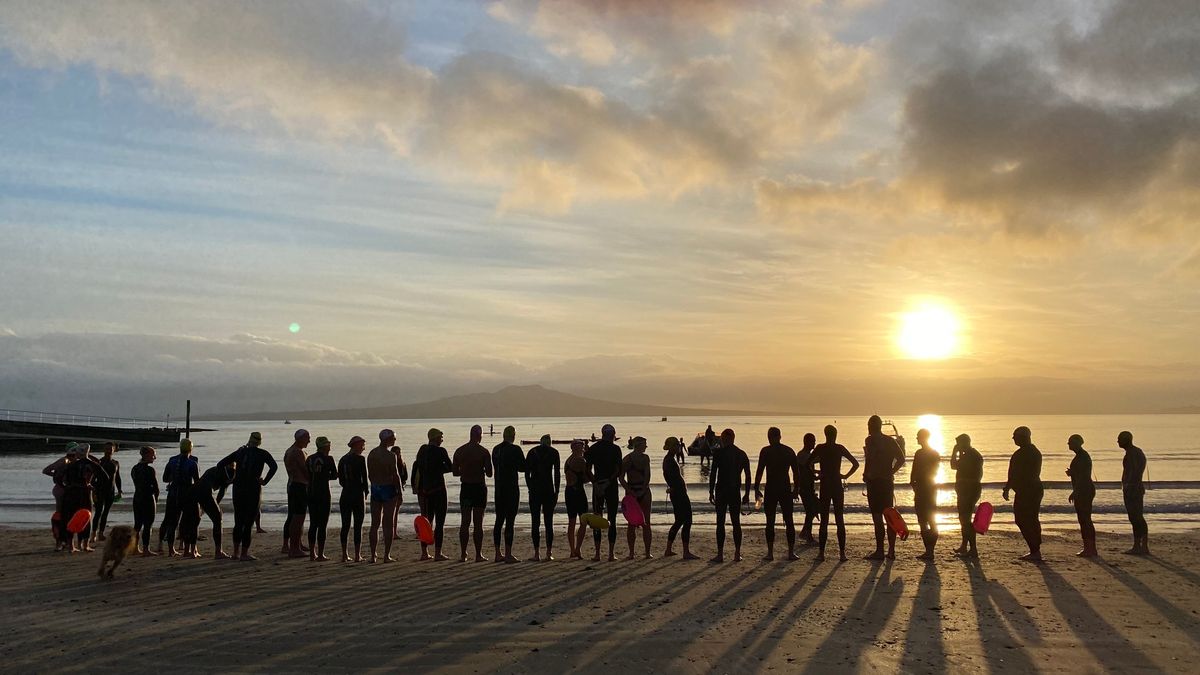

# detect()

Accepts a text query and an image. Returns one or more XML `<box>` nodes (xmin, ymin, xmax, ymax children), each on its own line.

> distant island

<box><xmin>202</xmin><ymin>385</ymin><xmax>776</xmax><ymax>421</ymax></box>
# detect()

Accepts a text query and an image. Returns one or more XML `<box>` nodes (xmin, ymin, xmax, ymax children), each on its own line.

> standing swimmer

<box><xmin>564</xmin><ymin>441</ymin><xmax>592</xmax><ymax>559</ymax></box>
<box><xmin>414</xmin><ymin>429</ymin><xmax>452</xmax><ymax>561</ymax></box>
<box><xmin>586</xmin><ymin>424</ymin><xmax>624</xmax><ymax>562</ymax></box>
<box><xmin>1066</xmin><ymin>434</ymin><xmax>1097</xmax><ymax>558</ymax></box>
<box><xmin>338</xmin><ymin>436</ymin><xmax>369</xmax><ymax>562</ymax></box>
<box><xmin>525</xmin><ymin>434</ymin><xmax>561</xmax><ymax>561</ymax></box>
<box><xmin>43</xmin><ymin>445</ymin><xmax>77</xmax><ymax>551</ymax></box>
<box><xmin>60</xmin><ymin>443</ymin><xmax>107</xmax><ymax>553</ymax></box>
<box><xmin>794</xmin><ymin>433</ymin><xmax>819</xmax><ymax>545</ymax></box>
<box><xmin>1119</xmin><ymin>431</ymin><xmax>1149</xmax><ymax>555</ymax></box>
<box><xmin>1003</xmin><ymin>426</ymin><xmax>1044</xmax><ymax>562</ymax></box>
<box><xmin>389</xmin><ymin>446</ymin><xmax>409</xmax><ymax>541</ymax></box>
<box><xmin>910</xmin><ymin>429</ymin><xmax>940</xmax><ymax>561</ymax></box>
<box><xmin>306</xmin><ymin>436</ymin><xmax>337</xmax><ymax>562</ymax></box>
<box><xmin>619</xmin><ymin>436</ymin><xmax>653</xmax><ymax>560</ymax></box>
<box><xmin>217</xmin><ymin>431</ymin><xmax>279</xmax><ymax>561</ymax></box>
<box><xmin>190</xmin><ymin>461</ymin><xmax>235</xmax><ymax>559</ymax></box>
<box><xmin>754</xmin><ymin>427</ymin><xmax>800</xmax><ymax>561</ymax></box>
<box><xmin>491</xmin><ymin>426</ymin><xmax>526</xmax><ymax>564</ymax></box>
<box><xmin>367</xmin><ymin>429</ymin><xmax>402</xmax><ymax>563</ymax></box>
<box><xmin>807</xmin><ymin>425</ymin><xmax>860</xmax><ymax>562</ymax></box>
<box><xmin>159</xmin><ymin>439</ymin><xmax>198</xmax><ymax>556</ymax></box>
<box><xmin>130</xmin><ymin>446</ymin><xmax>159</xmax><ymax>556</ymax></box>
<box><xmin>709</xmin><ymin>428</ymin><xmax>751</xmax><ymax>563</ymax></box>
<box><xmin>662</xmin><ymin>437</ymin><xmax>697</xmax><ymax>560</ymax></box>
<box><xmin>950</xmin><ymin>434</ymin><xmax>983</xmax><ymax>558</ymax></box>
<box><xmin>282</xmin><ymin>429</ymin><xmax>312</xmax><ymax>558</ymax></box>
<box><xmin>452</xmin><ymin>425</ymin><xmax>493</xmax><ymax>562</ymax></box>
<box><xmin>863</xmin><ymin>415</ymin><xmax>906</xmax><ymax>561</ymax></box>
<box><xmin>92</xmin><ymin>442</ymin><xmax>122</xmax><ymax>544</ymax></box>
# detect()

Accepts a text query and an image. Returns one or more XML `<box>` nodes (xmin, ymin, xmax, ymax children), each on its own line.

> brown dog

<box><xmin>98</xmin><ymin>525</ymin><xmax>136</xmax><ymax>579</ymax></box>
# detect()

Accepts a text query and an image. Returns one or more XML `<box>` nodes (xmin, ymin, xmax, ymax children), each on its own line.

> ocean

<box><xmin>4</xmin><ymin>414</ymin><xmax>1198</xmax><ymax>534</ymax></box>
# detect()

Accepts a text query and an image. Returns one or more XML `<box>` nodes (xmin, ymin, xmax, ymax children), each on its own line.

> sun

<box><xmin>897</xmin><ymin>303</ymin><xmax>961</xmax><ymax>360</ymax></box>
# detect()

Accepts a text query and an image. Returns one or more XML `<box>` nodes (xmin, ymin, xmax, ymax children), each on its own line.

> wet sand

<box><xmin>1</xmin><ymin>525</ymin><xmax>1198</xmax><ymax>673</ymax></box>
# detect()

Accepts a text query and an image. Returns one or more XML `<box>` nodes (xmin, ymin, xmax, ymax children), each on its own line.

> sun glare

<box><xmin>897</xmin><ymin>303</ymin><xmax>961</xmax><ymax>360</ymax></box>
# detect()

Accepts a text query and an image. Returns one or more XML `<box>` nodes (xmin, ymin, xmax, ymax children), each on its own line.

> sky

<box><xmin>1</xmin><ymin>0</ymin><xmax>1198</xmax><ymax>417</ymax></box>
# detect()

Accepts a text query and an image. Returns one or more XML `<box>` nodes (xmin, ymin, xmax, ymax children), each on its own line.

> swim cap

<box><xmin>248</xmin><ymin>431</ymin><xmax>262</xmax><ymax>443</ymax></box>
<box><xmin>348</xmin><ymin>435</ymin><xmax>366</xmax><ymax>447</ymax></box>
<box><xmin>76</xmin><ymin>443</ymin><xmax>91</xmax><ymax>454</ymax></box>
<box><xmin>540</xmin><ymin>434</ymin><xmax>552</xmax><ymax>445</ymax></box>
<box><xmin>179</xmin><ymin>439</ymin><xmax>192</xmax><ymax>453</ymax></box>
<box><xmin>315</xmin><ymin>436</ymin><xmax>331</xmax><ymax>449</ymax></box>
<box><xmin>64</xmin><ymin>442</ymin><xmax>79</xmax><ymax>455</ymax></box>
<box><xmin>955</xmin><ymin>433</ymin><xmax>971</xmax><ymax>446</ymax></box>
<box><xmin>427</xmin><ymin>428</ymin><xmax>442</xmax><ymax>441</ymax></box>
<box><xmin>631</xmin><ymin>436</ymin><xmax>647</xmax><ymax>448</ymax></box>
<box><xmin>379</xmin><ymin>429</ymin><xmax>395</xmax><ymax>441</ymax></box>
<box><xmin>601</xmin><ymin>424</ymin><xmax>615</xmax><ymax>436</ymax></box>
<box><xmin>294</xmin><ymin>429</ymin><xmax>310</xmax><ymax>441</ymax></box>
<box><xmin>664</xmin><ymin>437</ymin><xmax>680</xmax><ymax>451</ymax></box>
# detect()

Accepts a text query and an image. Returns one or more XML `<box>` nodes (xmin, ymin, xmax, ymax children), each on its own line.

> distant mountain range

<box><xmin>203</xmin><ymin>385</ymin><xmax>774</xmax><ymax>421</ymax></box>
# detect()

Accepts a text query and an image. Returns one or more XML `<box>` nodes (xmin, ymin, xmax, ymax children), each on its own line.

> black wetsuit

<box><xmin>794</xmin><ymin>446</ymin><xmax>819</xmax><ymax>539</ymax></box>
<box><xmin>1006</xmin><ymin>443</ymin><xmax>1043</xmax><ymax>555</ymax></box>
<box><xmin>525</xmin><ymin>444</ymin><xmax>561</xmax><ymax>551</ymax></box>
<box><xmin>191</xmin><ymin>465</ymin><xmax>233</xmax><ymax>552</ymax></box>
<box><xmin>1068</xmin><ymin>449</ymin><xmax>1095</xmax><ymax>546</ymax></box>
<box><xmin>490</xmin><ymin>442</ymin><xmax>525</xmax><ymax>551</ymax></box>
<box><xmin>414</xmin><ymin>444</ymin><xmax>452</xmax><ymax>549</ymax></box>
<box><xmin>217</xmin><ymin>445</ymin><xmax>279</xmax><ymax>551</ymax></box>
<box><xmin>586</xmin><ymin>440</ymin><xmax>623</xmax><ymax>547</ymax></box>
<box><xmin>60</xmin><ymin>457</ymin><xmax>106</xmax><ymax>545</ymax></box>
<box><xmin>131</xmin><ymin>461</ymin><xmax>159</xmax><ymax>550</ymax></box>
<box><xmin>338</xmin><ymin>451</ymin><xmax>368</xmax><ymax>552</ymax></box>
<box><xmin>809</xmin><ymin>442</ymin><xmax>853</xmax><ymax>554</ymax></box>
<box><xmin>160</xmin><ymin>454</ymin><xmax>198</xmax><ymax>549</ymax></box>
<box><xmin>663</xmin><ymin>454</ymin><xmax>691</xmax><ymax>546</ymax></box>
<box><xmin>863</xmin><ymin>434</ymin><xmax>905</xmax><ymax>552</ymax></box>
<box><xmin>306</xmin><ymin>453</ymin><xmax>337</xmax><ymax>551</ymax></box>
<box><xmin>910</xmin><ymin>447</ymin><xmax>940</xmax><ymax>552</ymax></box>
<box><xmin>952</xmin><ymin>446</ymin><xmax>983</xmax><ymax>551</ymax></box>
<box><xmin>1122</xmin><ymin>445</ymin><xmax>1148</xmax><ymax>544</ymax></box>
<box><xmin>94</xmin><ymin>456</ymin><xmax>121</xmax><ymax>538</ymax></box>
<box><xmin>709</xmin><ymin>443</ymin><xmax>750</xmax><ymax>553</ymax></box>
<box><xmin>757</xmin><ymin>443</ymin><xmax>797</xmax><ymax>552</ymax></box>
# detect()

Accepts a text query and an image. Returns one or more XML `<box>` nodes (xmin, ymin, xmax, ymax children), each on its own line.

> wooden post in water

<box><xmin>185</xmin><ymin>399</ymin><xmax>191</xmax><ymax>439</ymax></box>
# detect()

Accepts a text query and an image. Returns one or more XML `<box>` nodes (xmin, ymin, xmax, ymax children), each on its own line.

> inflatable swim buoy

<box><xmin>883</xmin><ymin>506</ymin><xmax>909</xmax><ymax>541</ymax></box>
<box><xmin>67</xmin><ymin>509</ymin><xmax>92</xmax><ymax>535</ymax></box>
<box><xmin>621</xmin><ymin>493</ymin><xmax>645</xmax><ymax>526</ymax></box>
<box><xmin>582</xmin><ymin>513</ymin><xmax>610</xmax><ymax>530</ymax></box>
<box><xmin>973</xmin><ymin>501</ymin><xmax>994</xmax><ymax>534</ymax></box>
<box><xmin>413</xmin><ymin>515</ymin><xmax>434</xmax><ymax>545</ymax></box>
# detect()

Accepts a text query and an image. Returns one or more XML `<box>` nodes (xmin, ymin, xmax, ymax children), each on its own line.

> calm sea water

<box><xmin>4</xmin><ymin>414</ymin><xmax>1198</xmax><ymax>533</ymax></box>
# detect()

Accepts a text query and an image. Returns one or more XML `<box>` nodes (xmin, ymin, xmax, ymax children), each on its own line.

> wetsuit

<box><xmin>337</xmin><ymin>451</ymin><xmax>368</xmax><ymax>552</ymax></box>
<box><xmin>663</xmin><ymin>453</ymin><xmax>691</xmax><ymax>547</ymax></box>
<box><xmin>709</xmin><ymin>443</ymin><xmax>750</xmax><ymax>553</ymax></box>
<box><xmin>217</xmin><ymin>445</ymin><xmax>279</xmax><ymax>551</ymax></box>
<box><xmin>306</xmin><ymin>453</ymin><xmax>337</xmax><ymax>551</ymax></box>
<box><xmin>414</xmin><ymin>443</ymin><xmax>452</xmax><ymax>548</ymax></box>
<box><xmin>61</xmin><ymin>457</ymin><xmax>107</xmax><ymax>545</ymax></box>
<box><xmin>756</xmin><ymin>443</ymin><xmax>798</xmax><ymax>552</ymax></box>
<box><xmin>809</xmin><ymin>442</ymin><xmax>853</xmax><ymax>555</ymax></box>
<box><xmin>585</xmin><ymin>440</ymin><xmax>623</xmax><ymax>547</ymax></box>
<box><xmin>623</xmin><ymin>452</ymin><xmax>653</xmax><ymax>525</ymax></box>
<box><xmin>910</xmin><ymin>447</ymin><xmax>940</xmax><ymax>552</ymax></box>
<box><xmin>863</xmin><ymin>434</ymin><xmax>905</xmax><ymax>552</ymax></box>
<box><xmin>564</xmin><ymin>455</ymin><xmax>591</xmax><ymax>518</ymax></box>
<box><xmin>1122</xmin><ymin>445</ymin><xmax>1148</xmax><ymax>545</ymax></box>
<box><xmin>490</xmin><ymin>442</ymin><xmax>525</xmax><ymax>551</ymax></box>
<box><xmin>525</xmin><ymin>444</ymin><xmax>560</xmax><ymax>551</ymax></box>
<box><xmin>794</xmin><ymin>446</ymin><xmax>819</xmax><ymax>540</ymax></box>
<box><xmin>951</xmin><ymin>445</ymin><xmax>983</xmax><ymax>552</ymax></box>
<box><xmin>1068</xmin><ymin>449</ymin><xmax>1095</xmax><ymax>548</ymax></box>
<box><xmin>94</xmin><ymin>455</ymin><xmax>121</xmax><ymax>538</ymax></box>
<box><xmin>1006</xmin><ymin>443</ymin><xmax>1043</xmax><ymax>556</ymax></box>
<box><xmin>130</xmin><ymin>461</ymin><xmax>159</xmax><ymax>550</ymax></box>
<box><xmin>191</xmin><ymin>464</ymin><xmax>233</xmax><ymax>552</ymax></box>
<box><xmin>160</xmin><ymin>454</ymin><xmax>198</xmax><ymax>550</ymax></box>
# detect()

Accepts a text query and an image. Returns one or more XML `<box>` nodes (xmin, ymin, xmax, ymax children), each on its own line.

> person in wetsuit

<box><xmin>1119</xmin><ymin>431</ymin><xmax>1149</xmax><ymax>555</ymax></box>
<box><xmin>950</xmin><ymin>433</ymin><xmax>983</xmax><ymax>557</ymax></box>
<box><xmin>619</xmin><ymin>436</ymin><xmax>653</xmax><ymax>560</ymax></box>
<box><xmin>43</xmin><ymin>444</ymin><xmax>76</xmax><ymax>551</ymax></box>
<box><xmin>217</xmin><ymin>431</ymin><xmax>279</xmax><ymax>561</ymax></box>
<box><xmin>306</xmin><ymin>436</ymin><xmax>337</xmax><ymax>562</ymax></box>
<box><xmin>1066</xmin><ymin>434</ymin><xmax>1097</xmax><ymax>558</ymax></box>
<box><xmin>709</xmin><ymin>428</ymin><xmax>751</xmax><ymax>563</ymax></box>
<box><xmin>910</xmin><ymin>429</ymin><xmax>940</xmax><ymax>561</ymax></box>
<box><xmin>1003</xmin><ymin>426</ymin><xmax>1043</xmax><ymax>562</ymax></box>
<box><xmin>130</xmin><ymin>446</ymin><xmax>159</xmax><ymax>555</ymax></box>
<box><xmin>525</xmin><ymin>434</ymin><xmax>561</xmax><ymax>561</ymax></box>
<box><xmin>282</xmin><ymin>429</ymin><xmax>312</xmax><ymax>557</ymax></box>
<box><xmin>338</xmin><ymin>436</ymin><xmax>369</xmax><ymax>562</ymax></box>
<box><xmin>453</xmin><ymin>425</ymin><xmax>493</xmax><ymax>562</ymax></box>
<box><xmin>159</xmin><ymin>439</ymin><xmax>198</xmax><ymax>556</ymax></box>
<box><xmin>60</xmin><ymin>443</ymin><xmax>108</xmax><ymax>553</ymax></box>
<box><xmin>564</xmin><ymin>440</ymin><xmax>592</xmax><ymax>559</ymax></box>
<box><xmin>807</xmin><ymin>425</ymin><xmax>860</xmax><ymax>562</ymax></box>
<box><xmin>367</xmin><ymin>429</ymin><xmax>402</xmax><ymax>563</ymax></box>
<box><xmin>863</xmin><ymin>415</ymin><xmax>906</xmax><ymax>561</ymax></box>
<box><xmin>662</xmin><ymin>437</ymin><xmax>696</xmax><ymax>559</ymax></box>
<box><xmin>754</xmin><ymin>427</ymin><xmax>800</xmax><ymax>561</ymax></box>
<box><xmin>190</xmin><ymin>459</ymin><xmax>235</xmax><ymax>559</ymax></box>
<box><xmin>795</xmin><ymin>433</ymin><xmax>819</xmax><ymax>545</ymax></box>
<box><xmin>92</xmin><ymin>442</ymin><xmax>122</xmax><ymax>544</ymax></box>
<box><xmin>414</xmin><ymin>428</ymin><xmax>452</xmax><ymax>561</ymax></box>
<box><xmin>491</xmin><ymin>426</ymin><xmax>526</xmax><ymax>564</ymax></box>
<box><xmin>586</xmin><ymin>424</ymin><xmax>623</xmax><ymax>562</ymax></box>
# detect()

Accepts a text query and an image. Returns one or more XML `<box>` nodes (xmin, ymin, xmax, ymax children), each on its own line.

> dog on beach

<box><xmin>98</xmin><ymin>525</ymin><xmax>136</xmax><ymax>579</ymax></box>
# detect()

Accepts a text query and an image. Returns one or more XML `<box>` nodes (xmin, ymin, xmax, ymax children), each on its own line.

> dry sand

<box><xmin>1</xmin><ymin>525</ymin><xmax>1198</xmax><ymax>673</ymax></box>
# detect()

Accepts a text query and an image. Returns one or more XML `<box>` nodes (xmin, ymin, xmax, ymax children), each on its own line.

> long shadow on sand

<box><xmin>963</xmin><ymin>557</ymin><xmax>1040</xmax><ymax>674</ymax></box>
<box><xmin>1037</xmin><ymin>565</ymin><xmax>1161</xmax><ymax>671</ymax></box>
<box><xmin>900</xmin><ymin>562</ymin><xmax>947</xmax><ymax>674</ymax></box>
<box><xmin>1095</xmin><ymin>559</ymin><xmax>1200</xmax><ymax>647</ymax></box>
<box><xmin>799</xmin><ymin>560</ymin><xmax>905</xmax><ymax>674</ymax></box>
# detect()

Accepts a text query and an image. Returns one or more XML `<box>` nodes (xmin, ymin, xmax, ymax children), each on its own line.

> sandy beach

<box><xmin>2</xmin><ymin>524</ymin><xmax>1198</xmax><ymax>673</ymax></box>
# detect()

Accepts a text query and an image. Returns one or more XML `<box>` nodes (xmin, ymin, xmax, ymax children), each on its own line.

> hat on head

<box><xmin>315</xmin><ymin>436</ymin><xmax>331</xmax><ymax>449</ymax></box>
<box><xmin>379</xmin><ymin>428</ymin><xmax>396</xmax><ymax>441</ymax></box>
<box><xmin>348</xmin><ymin>435</ymin><xmax>366</xmax><ymax>447</ymax></box>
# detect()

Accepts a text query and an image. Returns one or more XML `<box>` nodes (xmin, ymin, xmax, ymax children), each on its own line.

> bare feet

<box><xmin>682</xmin><ymin>552</ymin><xmax>700</xmax><ymax>560</ymax></box>
<box><xmin>885</xmin><ymin>550</ymin><xmax>896</xmax><ymax>560</ymax></box>
<box><xmin>532</xmin><ymin>552</ymin><xmax>541</xmax><ymax>562</ymax></box>
<box><xmin>917</xmin><ymin>552</ymin><xmax>935</xmax><ymax>561</ymax></box>
<box><xmin>504</xmin><ymin>555</ymin><xmax>520</xmax><ymax>564</ymax></box>
<box><xmin>434</xmin><ymin>553</ymin><xmax>449</xmax><ymax>561</ymax></box>
<box><xmin>215</xmin><ymin>551</ymin><xmax>230</xmax><ymax>560</ymax></box>
<box><xmin>592</xmin><ymin>552</ymin><xmax>601</xmax><ymax>562</ymax></box>
<box><xmin>815</xmin><ymin>553</ymin><xmax>825</xmax><ymax>562</ymax></box>
<box><xmin>710</xmin><ymin>555</ymin><xmax>724</xmax><ymax>563</ymax></box>
<box><xmin>644</xmin><ymin>553</ymin><xmax>654</xmax><ymax>560</ymax></box>
<box><xmin>864</xmin><ymin>551</ymin><xmax>885</xmax><ymax>561</ymax></box>
<box><xmin>664</xmin><ymin>549</ymin><xmax>677</xmax><ymax>557</ymax></box>
<box><xmin>419</xmin><ymin>552</ymin><xmax>432</xmax><ymax>561</ymax></box>
<box><xmin>787</xmin><ymin>552</ymin><xmax>801</xmax><ymax>561</ymax></box>
<box><xmin>475</xmin><ymin>554</ymin><xmax>488</xmax><ymax>562</ymax></box>
<box><xmin>545</xmin><ymin>553</ymin><xmax>555</xmax><ymax>561</ymax></box>
<box><xmin>1019</xmin><ymin>552</ymin><xmax>1044</xmax><ymax>562</ymax></box>
<box><xmin>142</xmin><ymin>550</ymin><xmax>159</xmax><ymax>557</ymax></box>
<box><xmin>763</xmin><ymin>554</ymin><xmax>774</xmax><ymax>561</ymax></box>
<box><xmin>240</xmin><ymin>554</ymin><xmax>258</xmax><ymax>561</ymax></box>
<box><xmin>733</xmin><ymin>553</ymin><xmax>744</xmax><ymax>562</ymax></box>
<box><xmin>626</xmin><ymin>553</ymin><xmax>636</xmax><ymax>561</ymax></box>
<box><xmin>355</xmin><ymin>555</ymin><xmax>366</xmax><ymax>562</ymax></box>
<box><xmin>607</xmin><ymin>553</ymin><xmax>616</xmax><ymax>562</ymax></box>
<box><xmin>839</xmin><ymin>552</ymin><xmax>849</xmax><ymax>562</ymax></box>
<box><xmin>459</xmin><ymin>554</ymin><xmax>468</xmax><ymax>563</ymax></box>
<box><xmin>316</xmin><ymin>554</ymin><xmax>330</xmax><ymax>561</ymax></box>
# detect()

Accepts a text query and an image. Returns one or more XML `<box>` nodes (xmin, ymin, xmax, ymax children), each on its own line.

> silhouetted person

<box><xmin>863</xmin><ymin>415</ymin><xmax>905</xmax><ymax>560</ymax></box>
<box><xmin>1119</xmin><ymin>431</ymin><xmax>1148</xmax><ymax>555</ymax></box>
<box><xmin>619</xmin><ymin>436</ymin><xmax>654</xmax><ymax>560</ymax></box>
<box><xmin>910</xmin><ymin>429</ymin><xmax>940</xmax><ymax>561</ymax></box>
<box><xmin>414</xmin><ymin>428</ymin><xmax>452</xmax><ymax>561</ymax></box>
<box><xmin>92</xmin><ymin>442</ymin><xmax>122</xmax><ymax>543</ymax></box>
<box><xmin>338</xmin><ymin>436</ymin><xmax>369</xmax><ymax>562</ymax></box>
<box><xmin>1004</xmin><ymin>426</ymin><xmax>1043</xmax><ymax>562</ymax></box>
<box><xmin>709</xmin><ymin>428</ymin><xmax>750</xmax><ymax>563</ymax></box>
<box><xmin>453</xmin><ymin>425</ymin><xmax>493</xmax><ymax>562</ymax></box>
<box><xmin>807</xmin><ymin>425</ymin><xmax>859</xmax><ymax>562</ymax></box>
<box><xmin>662</xmin><ymin>437</ymin><xmax>696</xmax><ymax>559</ymax></box>
<box><xmin>492</xmin><ymin>426</ymin><xmax>525</xmax><ymax>564</ymax></box>
<box><xmin>159</xmin><ymin>439</ymin><xmax>197</xmax><ymax>556</ymax></box>
<box><xmin>794</xmin><ymin>432</ymin><xmax>819</xmax><ymax>544</ymax></box>
<box><xmin>564</xmin><ymin>440</ymin><xmax>592</xmax><ymax>559</ymax></box>
<box><xmin>525</xmin><ymin>434</ymin><xmax>561</xmax><ymax>561</ymax></box>
<box><xmin>217</xmin><ymin>431</ymin><xmax>278</xmax><ymax>561</ymax></box>
<box><xmin>1066</xmin><ymin>434</ymin><xmax>1097</xmax><ymax>557</ymax></box>
<box><xmin>367</xmin><ymin>429</ymin><xmax>401</xmax><ymax>563</ymax></box>
<box><xmin>586</xmin><ymin>424</ymin><xmax>623</xmax><ymax>562</ymax></box>
<box><xmin>950</xmin><ymin>433</ymin><xmax>982</xmax><ymax>557</ymax></box>
<box><xmin>306</xmin><ymin>436</ymin><xmax>337</xmax><ymax>562</ymax></box>
<box><xmin>754</xmin><ymin>427</ymin><xmax>800</xmax><ymax>561</ymax></box>
<box><xmin>282</xmin><ymin>428</ymin><xmax>312</xmax><ymax>558</ymax></box>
